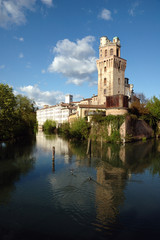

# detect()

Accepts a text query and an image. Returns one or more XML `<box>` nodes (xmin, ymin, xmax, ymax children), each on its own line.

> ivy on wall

<box><xmin>90</xmin><ymin>115</ymin><xmax>125</xmax><ymax>143</ymax></box>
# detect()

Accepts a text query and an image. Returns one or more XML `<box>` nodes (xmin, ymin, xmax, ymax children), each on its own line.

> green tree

<box><xmin>69</xmin><ymin>118</ymin><xmax>90</xmax><ymax>140</ymax></box>
<box><xmin>43</xmin><ymin>120</ymin><xmax>56</xmax><ymax>133</ymax></box>
<box><xmin>0</xmin><ymin>84</ymin><xmax>17</xmax><ymax>140</ymax></box>
<box><xmin>0</xmin><ymin>84</ymin><xmax>37</xmax><ymax>141</ymax></box>
<box><xmin>15</xmin><ymin>94</ymin><xmax>37</xmax><ymax>135</ymax></box>
<box><xmin>146</xmin><ymin>96</ymin><xmax>160</xmax><ymax>120</ymax></box>
<box><xmin>146</xmin><ymin>96</ymin><xmax>160</xmax><ymax>134</ymax></box>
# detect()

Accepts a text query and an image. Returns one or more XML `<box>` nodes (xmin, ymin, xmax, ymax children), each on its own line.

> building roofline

<box><xmin>78</xmin><ymin>104</ymin><xmax>106</xmax><ymax>109</ymax></box>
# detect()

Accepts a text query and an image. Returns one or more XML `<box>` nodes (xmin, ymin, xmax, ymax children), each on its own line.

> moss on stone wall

<box><xmin>90</xmin><ymin>115</ymin><xmax>125</xmax><ymax>143</ymax></box>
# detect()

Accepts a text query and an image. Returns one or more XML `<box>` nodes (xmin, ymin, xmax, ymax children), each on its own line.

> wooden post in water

<box><xmin>52</xmin><ymin>146</ymin><xmax>55</xmax><ymax>172</ymax></box>
<box><xmin>86</xmin><ymin>138</ymin><xmax>91</xmax><ymax>156</ymax></box>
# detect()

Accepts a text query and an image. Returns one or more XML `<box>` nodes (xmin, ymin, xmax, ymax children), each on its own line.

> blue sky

<box><xmin>0</xmin><ymin>0</ymin><xmax>160</xmax><ymax>107</ymax></box>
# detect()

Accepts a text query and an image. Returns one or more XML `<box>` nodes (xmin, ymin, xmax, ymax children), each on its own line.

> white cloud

<box><xmin>129</xmin><ymin>2</ymin><xmax>139</xmax><ymax>16</ymax></box>
<box><xmin>19</xmin><ymin>53</ymin><xmax>24</xmax><ymax>58</ymax></box>
<box><xmin>0</xmin><ymin>64</ymin><xmax>5</xmax><ymax>69</ymax></box>
<box><xmin>41</xmin><ymin>0</ymin><xmax>53</xmax><ymax>7</ymax></box>
<box><xmin>19</xmin><ymin>37</ymin><xmax>24</xmax><ymax>42</ymax></box>
<box><xmin>48</xmin><ymin>36</ymin><xmax>97</xmax><ymax>86</ymax></box>
<box><xmin>18</xmin><ymin>85</ymin><xmax>83</xmax><ymax>108</ymax></box>
<box><xmin>0</xmin><ymin>0</ymin><xmax>36</xmax><ymax>28</ymax></box>
<box><xmin>14</xmin><ymin>36</ymin><xmax>24</xmax><ymax>42</ymax></box>
<box><xmin>100</xmin><ymin>9</ymin><xmax>112</xmax><ymax>21</ymax></box>
<box><xmin>19</xmin><ymin>85</ymin><xmax>65</xmax><ymax>107</ymax></box>
<box><xmin>0</xmin><ymin>0</ymin><xmax>53</xmax><ymax>28</ymax></box>
<box><xmin>41</xmin><ymin>69</ymin><xmax>46</xmax><ymax>74</ymax></box>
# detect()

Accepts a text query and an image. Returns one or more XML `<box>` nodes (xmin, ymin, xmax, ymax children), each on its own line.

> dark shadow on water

<box><xmin>0</xmin><ymin>136</ymin><xmax>36</xmax><ymax>204</ymax></box>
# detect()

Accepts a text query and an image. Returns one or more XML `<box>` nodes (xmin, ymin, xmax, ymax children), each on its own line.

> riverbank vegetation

<box><xmin>58</xmin><ymin>118</ymin><xmax>90</xmax><ymax>140</ymax></box>
<box><xmin>43</xmin><ymin>120</ymin><xmax>56</xmax><ymax>133</ymax></box>
<box><xmin>0</xmin><ymin>84</ymin><xmax>37</xmax><ymax>142</ymax></box>
<box><xmin>49</xmin><ymin>94</ymin><xmax>160</xmax><ymax>143</ymax></box>
<box><xmin>57</xmin><ymin>115</ymin><xmax>125</xmax><ymax>143</ymax></box>
<box><xmin>90</xmin><ymin>115</ymin><xmax>125</xmax><ymax>143</ymax></box>
<box><xmin>129</xmin><ymin>95</ymin><xmax>160</xmax><ymax>136</ymax></box>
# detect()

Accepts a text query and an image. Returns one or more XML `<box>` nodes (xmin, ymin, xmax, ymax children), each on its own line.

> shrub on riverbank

<box><xmin>59</xmin><ymin>118</ymin><xmax>90</xmax><ymax>140</ymax></box>
<box><xmin>69</xmin><ymin>118</ymin><xmax>90</xmax><ymax>140</ymax></box>
<box><xmin>43</xmin><ymin>120</ymin><xmax>56</xmax><ymax>133</ymax></box>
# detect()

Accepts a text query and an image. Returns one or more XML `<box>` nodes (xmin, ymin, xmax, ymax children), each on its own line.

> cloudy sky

<box><xmin>0</xmin><ymin>0</ymin><xmax>160</xmax><ymax>107</ymax></box>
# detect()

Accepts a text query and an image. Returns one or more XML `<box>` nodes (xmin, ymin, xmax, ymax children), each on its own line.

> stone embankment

<box><xmin>90</xmin><ymin>115</ymin><xmax>154</xmax><ymax>143</ymax></box>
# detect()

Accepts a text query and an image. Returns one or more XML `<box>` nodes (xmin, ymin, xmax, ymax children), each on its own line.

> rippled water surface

<box><xmin>1</xmin><ymin>132</ymin><xmax>160</xmax><ymax>239</ymax></box>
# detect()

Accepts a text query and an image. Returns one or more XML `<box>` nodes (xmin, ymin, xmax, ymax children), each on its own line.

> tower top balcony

<box><xmin>100</xmin><ymin>36</ymin><xmax>120</xmax><ymax>47</ymax></box>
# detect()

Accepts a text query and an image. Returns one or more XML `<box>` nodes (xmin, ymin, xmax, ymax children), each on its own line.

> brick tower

<box><xmin>97</xmin><ymin>36</ymin><xmax>127</xmax><ymax>105</ymax></box>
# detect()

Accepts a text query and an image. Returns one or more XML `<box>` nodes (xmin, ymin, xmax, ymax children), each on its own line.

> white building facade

<box><xmin>36</xmin><ymin>103</ymin><xmax>76</xmax><ymax>129</ymax></box>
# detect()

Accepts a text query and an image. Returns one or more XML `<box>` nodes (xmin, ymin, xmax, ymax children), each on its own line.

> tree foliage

<box><xmin>69</xmin><ymin>118</ymin><xmax>90</xmax><ymax>140</ymax></box>
<box><xmin>129</xmin><ymin>100</ymin><xmax>149</xmax><ymax>116</ymax></box>
<box><xmin>0</xmin><ymin>84</ymin><xmax>37</xmax><ymax>141</ymax></box>
<box><xmin>43</xmin><ymin>120</ymin><xmax>56</xmax><ymax>133</ymax></box>
<box><xmin>146</xmin><ymin>96</ymin><xmax>160</xmax><ymax>120</ymax></box>
<box><xmin>58</xmin><ymin>118</ymin><xmax>90</xmax><ymax>140</ymax></box>
<box><xmin>129</xmin><ymin>94</ymin><xmax>160</xmax><ymax>135</ymax></box>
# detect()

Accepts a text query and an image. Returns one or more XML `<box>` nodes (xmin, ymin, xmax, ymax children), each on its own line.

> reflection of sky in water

<box><xmin>1</xmin><ymin>135</ymin><xmax>160</xmax><ymax>239</ymax></box>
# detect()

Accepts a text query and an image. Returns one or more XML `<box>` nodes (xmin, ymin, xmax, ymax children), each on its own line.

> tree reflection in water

<box><xmin>0</xmin><ymin>137</ymin><xmax>36</xmax><ymax>205</ymax></box>
<box><xmin>1</xmin><ymin>132</ymin><xmax>160</xmax><ymax>240</ymax></box>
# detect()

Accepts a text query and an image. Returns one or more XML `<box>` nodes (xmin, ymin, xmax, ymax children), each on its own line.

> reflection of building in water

<box><xmin>36</xmin><ymin>132</ymin><xmax>71</xmax><ymax>164</ymax></box>
<box><xmin>157</xmin><ymin>141</ymin><xmax>160</xmax><ymax>152</ymax></box>
<box><xmin>107</xmin><ymin>145</ymin><xmax>126</xmax><ymax>163</ymax></box>
<box><xmin>96</xmin><ymin>163</ymin><xmax>127</xmax><ymax>226</ymax></box>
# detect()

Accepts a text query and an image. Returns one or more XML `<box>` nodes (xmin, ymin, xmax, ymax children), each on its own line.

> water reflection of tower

<box><xmin>95</xmin><ymin>145</ymin><xmax>128</xmax><ymax>228</ymax></box>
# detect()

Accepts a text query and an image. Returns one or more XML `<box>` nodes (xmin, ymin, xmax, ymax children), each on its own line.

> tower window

<box><xmin>118</xmin><ymin>78</ymin><xmax>120</xmax><ymax>85</ymax></box>
<box><xmin>105</xmin><ymin>49</ymin><xmax>107</xmax><ymax>57</ymax></box>
<box><xmin>117</xmin><ymin>48</ymin><xmax>119</xmax><ymax>57</ymax></box>
<box><xmin>104</xmin><ymin>78</ymin><xmax>106</xmax><ymax>85</ymax></box>
<box><xmin>104</xmin><ymin>89</ymin><xmax>106</xmax><ymax>95</ymax></box>
<box><xmin>104</xmin><ymin>66</ymin><xmax>106</xmax><ymax>72</ymax></box>
<box><xmin>110</xmin><ymin>48</ymin><xmax>113</xmax><ymax>56</ymax></box>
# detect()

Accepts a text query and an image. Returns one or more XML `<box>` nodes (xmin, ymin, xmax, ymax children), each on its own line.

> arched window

<box><xmin>105</xmin><ymin>49</ymin><xmax>107</xmax><ymax>57</ymax></box>
<box><xmin>104</xmin><ymin>66</ymin><xmax>106</xmax><ymax>72</ymax></box>
<box><xmin>110</xmin><ymin>48</ymin><xmax>113</xmax><ymax>56</ymax></box>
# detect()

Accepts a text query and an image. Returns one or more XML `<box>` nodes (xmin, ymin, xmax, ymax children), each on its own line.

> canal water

<box><xmin>1</xmin><ymin>132</ymin><xmax>160</xmax><ymax>240</ymax></box>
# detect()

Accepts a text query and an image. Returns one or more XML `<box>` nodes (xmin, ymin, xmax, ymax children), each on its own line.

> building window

<box><xmin>110</xmin><ymin>48</ymin><xmax>113</xmax><ymax>56</ymax></box>
<box><xmin>118</xmin><ymin>78</ymin><xmax>120</xmax><ymax>85</ymax></box>
<box><xmin>105</xmin><ymin>49</ymin><xmax>107</xmax><ymax>57</ymax></box>
<box><xmin>104</xmin><ymin>89</ymin><xmax>106</xmax><ymax>95</ymax></box>
<box><xmin>104</xmin><ymin>66</ymin><xmax>106</xmax><ymax>72</ymax></box>
<box><xmin>104</xmin><ymin>78</ymin><xmax>106</xmax><ymax>85</ymax></box>
<box><xmin>117</xmin><ymin>48</ymin><xmax>119</xmax><ymax>57</ymax></box>
<box><xmin>118</xmin><ymin>61</ymin><xmax>121</xmax><ymax>69</ymax></box>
